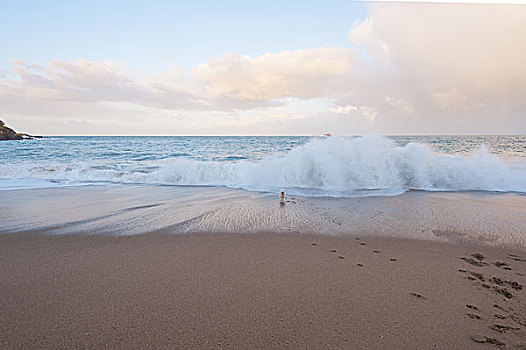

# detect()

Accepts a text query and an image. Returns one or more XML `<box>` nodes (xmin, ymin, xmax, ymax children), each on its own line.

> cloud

<box><xmin>330</xmin><ymin>105</ymin><xmax>378</xmax><ymax>122</ymax></box>
<box><xmin>1</xmin><ymin>47</ymin><xmax>355</xmax><ymax>113</ymax></box>
<box><xmin>0</xmin><ymin>58</ymin><xmax>212</xmax><ymax>111</ymax></box>
<box><xmin>1</xmin><ymin>3</ymin><xmax>525</xmax><ymax>135</ymax></box>
<box><xmin>343</xmin><ymin>2</ymin><xmax>526</xmax><ymax>133</ymax></box>
<box><xmin>349</xmin><ymin>2</ymin><xmax>526</xmax><ymax>105</ymax></box>
<box><xmin>192</xmin><ymin>47</ymin><xmax>354</xmax><ymax>101</ymax></box>
<box><xmin>3</xmin><ymin>59</ymin><xmax>138</xmax><ymax>101</ymax></box>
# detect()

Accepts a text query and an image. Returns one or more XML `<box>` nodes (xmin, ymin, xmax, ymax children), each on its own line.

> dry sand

<box><xmin>1</xmin><ymin>232</ymin><xmax>525</xmax><ymax>349</ymax></box>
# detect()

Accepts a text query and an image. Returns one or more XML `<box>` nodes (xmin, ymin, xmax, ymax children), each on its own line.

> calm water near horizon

<box><xmin>1</xmin><ymin>135</ymin><xmax>525</xmax><ymax>197</ymax></box>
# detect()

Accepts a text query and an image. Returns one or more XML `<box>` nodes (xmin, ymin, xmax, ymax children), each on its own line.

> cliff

<box><xmin>0</xmin><ymin>120</ymin><xmax>41</xmax><ymax>140</ymax></box>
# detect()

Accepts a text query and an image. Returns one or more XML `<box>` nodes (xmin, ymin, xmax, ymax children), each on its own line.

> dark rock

<box><xmin>0</xmin><ymin>120</ymin><xmax>41</xmax><ymax>140</ymax></box>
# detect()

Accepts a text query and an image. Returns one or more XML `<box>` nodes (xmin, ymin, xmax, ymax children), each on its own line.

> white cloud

<box><xmin>0</xmin><ymin>58</ymin><xmax>213</xmax><ymax>111</ymax></box>
<box><xmin>4</xmin><ymin>59</ymin><xmax>139</xmax><ymax>101</ymax></box>
<box><xmin>1</xmin><ymin>48</ymin><xmax>355</xmax><ymax>113</ymax></box>
<box><xmin>1</xmin><ymin>3</ymin><xmax>525</xmax><ymax>135</ymax></box>
<box><xmin>344</xmin><ymin>2</ymin><xmax>526</xmax><ymax>133</ymax></box>
<box><xmin>349</xmin><ymin>2</ymin><xmax>526</xmax><ymax>101</ymax></box>
<box><xmin>192</xmin><ymin>47</ymin><xmax>354</xmax><ymax>101</ymax></box>
<box><xmin>330</xmin><ymin>105</ymin><xmax>377</xmax><ymax>122</ymax></box>
<box><xmin>330</xmin><ymin>105</ymin><xmax>360</xmax><ymax>114</ymax></box>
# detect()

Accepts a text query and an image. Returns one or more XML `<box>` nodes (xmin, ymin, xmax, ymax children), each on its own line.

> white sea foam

<box><xmin>1</xmin><ymin>135</ymin><xmax>525</xmax><ymax>195</ymax></box>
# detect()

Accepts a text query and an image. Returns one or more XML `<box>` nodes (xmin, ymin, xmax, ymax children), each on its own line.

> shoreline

<box><xmin>2</xmin><ymin>231</ymin><xmax>525</xmax><ymax>349</ymax></box>
<box><xmin>1</xmin><ymin>184</ymin><xmax>525</xmax><ymax>249</ymax></box>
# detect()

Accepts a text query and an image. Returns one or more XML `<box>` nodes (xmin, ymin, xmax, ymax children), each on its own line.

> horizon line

<box><xmin>29</xmin><ymin>134</ymin><xmax>526</xmax><ymax>137</ymax></box>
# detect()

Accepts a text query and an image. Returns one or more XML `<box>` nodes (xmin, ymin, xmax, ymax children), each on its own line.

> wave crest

<box><xmin>1</xmin><ymin>135</ymin><xmax>525</xmax><ymax>196</ymax></box>
<box><xmin>151</xmin><ymin>135</ymin><xmax>525</xmax><ymax>195</ymax></box>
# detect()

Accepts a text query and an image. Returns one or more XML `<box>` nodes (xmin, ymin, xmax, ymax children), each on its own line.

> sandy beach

<box><xmin>2</xmin><ymin>0</ymin><xmax>526</xmax><ymax>347</ymax></box>
<box><xmin>1</xmin><ymin>231</ymin><xmax>525</xmax><ymax>349</ymax></box>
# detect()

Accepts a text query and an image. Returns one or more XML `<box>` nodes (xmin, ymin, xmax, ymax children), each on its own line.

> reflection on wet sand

<box><xmin>1</xmin><ymin>184</ymin><xmax>524</xmax><ymax>249</ymax></box>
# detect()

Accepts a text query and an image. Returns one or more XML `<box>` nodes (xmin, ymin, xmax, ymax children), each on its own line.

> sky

<box><xmin>0</xmin><ymin>0</ymin><xmax>525</xmax><ymax>135</ymax></box>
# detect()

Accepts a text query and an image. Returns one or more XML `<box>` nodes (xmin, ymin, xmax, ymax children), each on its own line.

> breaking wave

<box><xmin>1</xmin><ymin>135</ymin><xmax>525</xmax><ymax>196</ymax></box>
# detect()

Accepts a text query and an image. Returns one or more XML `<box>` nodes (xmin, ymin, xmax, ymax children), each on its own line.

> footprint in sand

<box><xmin>466</xmin><ymin>313</ymin><xmax>481</xmax><ymax>320</ymax></box>
<box><xmin>456</xmin><ymin>268</ymin><xmax>521</xmax><ymax>304</ymax></box>
<box><xmin>330</xmin><ymin>249</ymin><xmax>337</xmax><ymax>253</ymax></box>
<box><xmin>458</xmin><ymin>269</ymin><xmax>487</xmax><ymax>285</ymax></box>
<box><xmin>489</xmin><ymin>324</ymin><xmax>520</xmax><ymax>333</ymax></box>
<box><xmin>409</xmin><ymin>292</ymin><xmax>424</xmax><ymax>299</ymax></box>
<box><xmin>338</xmin><ymin>256</ymin><xmax>345</xmax><ymax>259</ymax></box>
<box><xmin>356</xmin><ymin>263</ymin><xmax>364</xmax><ymax>267</ymax></box>
<box><xmin>495</xmin><ymin>287</ymin><xmax>513</xmax><ymax>299</ymax></box>
<box><xmin>490</xmin><ymin>277</ymin><xmax>523</xmax><ymax>291</ymax></box>
<box><xmin>468</xmin><ymin>271</ymin><xmax>485</xmax><ymax>281</ymax></box>
<box><xmin>508</xmin><ymin>254</ymin><xmax>526</xmax><ymax>262</ymax></box>
<box><xmin>466</xmin><ymin>304</ymin><xmax>478</xmax><ymax>310</ymax></box>
<box><xmin>494</xmin><ymin>261</ymin><xmax>512</xmax><ymax>270</ymax></box>
<box><xmin>461</xmin><ymin>257</ymin><xmax>488</xmax><ymax>267</ymax></box>
<box><xmin>390</xmin><ymin>258</ymin><xmax>398</xmax><ymax>262</ymax></box>
<box><xmin>472</xmin><ymin>253</ymin><xmax>485</xmax><ymax>260</ymax></box>
<box><xmin>373</xmin><ymin>250</ymin><xmax>381</xmax><ymax>254</ymax></box>
<box><xmin>471</xmin><ymin>334</ymin><xmax>505</xmax><ymax>346</ymax></box>
<box><xmin>311</xmin><ymin>243</ymin><xmax>318</xmax><ymax>246</ymax></box>
<box><xmin>358</xmin><ymin>242</ymin><xmax>366</xmax><ymax>246</ymax></box>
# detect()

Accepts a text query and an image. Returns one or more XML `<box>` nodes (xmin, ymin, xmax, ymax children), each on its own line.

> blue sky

<box><xmin>0</xmin><ymin>1</ymin><xmax>524</xmax><ymax>135</ymax></box>
<box><xmin>0</xmin><ymin>0</ymin><xmax>367</xmax><ymax>73</ymax></box>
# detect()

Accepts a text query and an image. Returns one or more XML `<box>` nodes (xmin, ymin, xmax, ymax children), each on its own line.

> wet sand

<box><xmin>1</xmin><ymin>232</ymin><xmax>525</xmax><ymax>349</ymax></box>
<box><xmin>1</xmin><ymin>185</ymin><xmax>525</xmax><ymax>249</ymax></box>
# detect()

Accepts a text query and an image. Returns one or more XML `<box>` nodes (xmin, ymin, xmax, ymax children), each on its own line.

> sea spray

<box><xmin>1</xmin><ymin>135</ymin><xmax>525</xmax><ymax>195</ymax></box>
<box><xmin>149</xmin><ymin>136</ymin><xmax>525</xmax><ymax>195</ymax></box>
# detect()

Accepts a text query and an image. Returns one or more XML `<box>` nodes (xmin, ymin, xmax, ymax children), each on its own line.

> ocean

<box><xmin>1</xmin><ymin>135</ymin><xmax>525</xmax><ymax>196</ymax></box>
<box><xmin>1</xmin><ymin>135</ymin><xmax>525</xmax><ymax>246</ymax></box>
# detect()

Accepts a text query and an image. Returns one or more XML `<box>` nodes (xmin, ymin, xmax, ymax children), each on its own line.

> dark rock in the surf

<box><xmin>0</xmin><ymin>120</ymin><xmax>41</xmax><ymax>140</ymax></box>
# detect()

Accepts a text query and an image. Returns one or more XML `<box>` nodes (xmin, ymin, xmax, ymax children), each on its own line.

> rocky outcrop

<box><xmin>0</xmin><ymin>120</ymin><xmax>41</xmax><ymax>140</ymax></box>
